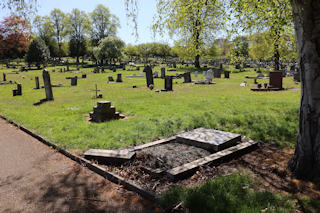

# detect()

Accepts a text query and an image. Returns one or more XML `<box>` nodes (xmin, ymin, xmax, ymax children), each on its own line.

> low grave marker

<box><xmin>89</xmin><ymin>101</ymin><xmax>124</xmax><ymax>122</ymax></box>
<box><xmin>12</xmin><ymin>83</ymin><xmax>22</xmax><ymax>96</ymax></box>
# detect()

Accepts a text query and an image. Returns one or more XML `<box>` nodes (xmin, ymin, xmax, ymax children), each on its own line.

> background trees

<box><xmin>90</xmin><ymin>4</ymin><xmax>120</xmax><ymax>46</ymax></box>
<box><xmin>25</xmin><ymin>37</ymin><xmax>50</xmax><ymax>68</ymax></box>
<box><xmin>50</xmin><ymin>9</ymin><xmax>67</xmax><ymax>60</ymax></box>
<box><xmin>93</xmin><ymin>36</ymin><xmax>125</xmax><ymax>65</ymax></box>
<box><xmin>0</xmin><ymin>16</ymin><xmax>31</xmax><ymax>59</ymax></box>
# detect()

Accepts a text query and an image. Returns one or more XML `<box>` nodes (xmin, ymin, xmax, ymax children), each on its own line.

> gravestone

<box><xmin>67</xmin><ymin>63</ymin><xmax>70</xmax><ymax>71</ymax></box>
<box><xmin>144</xmin><ymin>66</ymin><xmax>154</xmax><ymax>87</ymax></box>
<box><xmin>164</xmin><ymin>76</ymin><xmax>173</xmax><ymax>91</ymax></box>
<box><xmin>108</xmin><ymin>76</ymin><xmax>114</xmax><ymax>82</ymax></box>
<box><xmin>71</xmin><ymin>77</ymin><xmax>77</xmax><ymax>86</ymax></box>
<box><xmin>116</xmin><ymin>73</ymin><xmax>123</xmax><ymax>82</ymax></box>
<box><xmin>203</xmin><ymin>71</ymin><xmax>207</xmax><ymax>76</ymax></box>
<box><xmin>154</xmin><ymin>71</ymin><xmax>159</xmax><ymax>78</ymax></box>
<box><xmin>213</xmin><ymin>69</ymin><xmax>221</xmax><ymax>78</ymax></box>
<box><xmin>113</xmin><ymin>67</ymin><xmax>116</xmax><ymax>72</ymax></box>
<box><xmin>12</xmin><ymin>83</ymin><xmax>22</xmax><ymax>96</ymax></box>
<box><xmin>35</xmin><ymin>76</ymin><xmax>40</xmax><ymax>89</ymax></box>
<box><xmin>161</xmin><ymin>67</ymin><xmax>166</xmax><ymax>79</ymax></box>
<box><xmin>183</xmin><ymin>72</ymin><xmax>192</xmax><ymax>83</ymax></box>
<box><xmin>3</xmin><ymin>73</ymin><xmax>6</xmax><ymax>81</ymax></box>
<box><xmin>224</xmin><ymin>71</ymin><xmax>230</xmax><ymax>79</ymax></box>
<box><xmin>205</xmin><ymin>70</ymin><xmax>213</xmax><ymax>83</ymax></box>
<box><xmin>122</xmin><ymin>64</ymin><xmax>126</xmax><ymax>70</ymax></box>
<box><xmin>177</xmin><ymin>128</ymin><xmax>241</xmax><ymax>152</ymax></box>
<box><xmin>89</xmin><ymin>101</ymin><xmax>124</xmax><ymax>122</ymax></box>
<box><xmin>194</xmin><ymin>71</ymin><xmax>198</xmax><ymax>77</ymax></box>
<box><xmin>269</xmin><ymin>72</ymin><xmax>283</xmax><ymax>89</ymax></box>
<box><xmin>82</xmin><ymin>74</ymin><xmax>87</xmax><ymax>78</ymax></box>
<box><xmin>101</xmin><ymin>66</ymin><xmax>105</xmax><ymax>73</ymax></box>
<box><xmin>220</xmin><ymin>63</ymin><xmax>223</xmax><ymax>70</ymax></box>
<box><xmin>77</xmin><ymin>67</ymin><xmax>80</xmax><ymax>71</ymax></box>
<box><xmin>136</xmin><ymin>66</ymin><xmax>140</xmax><ymax>71</ymax></box>
<box><xmin>42</xmin><ymin>70</ymin><xmax>54</xmax><ymax>101</ymax></box>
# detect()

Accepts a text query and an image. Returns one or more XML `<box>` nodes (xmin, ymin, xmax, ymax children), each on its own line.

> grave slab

<box><xmin>84</xmin><ymin>149</ymin><xmax>136</xmax><ymax>163</ymax></box>
<box><xmin>166</xmin><ymin>140</ymin><xmax>258</xmax><ymax>180</ymax></box>
<box><xmin>176</xmin><ymin>128</ymin><xmax>241</xmax><ymax>151</ymax></box>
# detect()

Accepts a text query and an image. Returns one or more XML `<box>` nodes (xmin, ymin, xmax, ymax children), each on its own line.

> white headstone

<box><xmin>194</xmin><ymin>71</ymin><xmax>198</xmax><ymax>77</ymax></box>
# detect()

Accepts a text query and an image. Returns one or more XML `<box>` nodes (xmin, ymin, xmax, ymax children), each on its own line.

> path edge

<box><xmin>0</xmin><ymin>115</ymin><xmax>157</xmax><ymax>202</ymax></box>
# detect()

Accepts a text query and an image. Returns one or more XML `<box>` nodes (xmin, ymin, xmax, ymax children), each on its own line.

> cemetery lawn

<box><xmin>0</xmin><ymin>64</ymin><xmax>300</xmax><ymax>152</ymax></box>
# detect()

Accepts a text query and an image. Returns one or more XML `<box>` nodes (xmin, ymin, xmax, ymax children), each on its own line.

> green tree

<box><xmin>66</xmin><ymin>9</ymin><xmax>91</xmax><ymax>64</ymax></box>
<box><xmin>69</xmin><ymin>35</ymin><xmax>87</xmax><ymax>62</ymax></box>
<box><xmin>50</xmin><ymin>9</ymin><xmax>67</xmax><ymax>60</ymax></box>
<box><xmin>93</xmin><ymin>36</ymin><xmax>125</xmax><ymax>65</ymax></box>
<box><xmin>248</xmin><ymin>32</ymin><xmax>273</xmax><ymax>61</ymax></box>
<box><xmin>33</xmin><ymin>15</ymin><xmax>59</xmax><ymax>58</ymax></box>
<box><xmin>230</xmin><ymin>0</ymin><xmax>293</xmax><ymax>70</ymax></box>
<box><xmin>124</xmin><ymin>44</ymin><xmax>139</xmax><ymax>61</ymax></box>
<box><xmin>90</xmin><ymin>4</ymin><xmax>120</xmax><ymax>46</ymax></box>
<box><xmin>153</xmin><ymin>0</ymin><xmax>224</xmax><ymax>68</ymax></box>
<box><xmin>25</xmin><ymin>37</ymin><xmax>50</xmax><ymax>68</ymax></box>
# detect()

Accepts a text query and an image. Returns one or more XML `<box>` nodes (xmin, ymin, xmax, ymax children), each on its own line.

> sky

<box><xmin>0</xmin><ymin>0</ymin><xmax>173</xmax><ymax>45</ymax></box>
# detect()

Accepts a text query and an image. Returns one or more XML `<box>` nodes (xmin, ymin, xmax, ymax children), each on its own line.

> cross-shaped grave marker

<box><xmin>89</xmin><ymin>84</ymin><xmax>102</xmax><ymax>98</ymax></box>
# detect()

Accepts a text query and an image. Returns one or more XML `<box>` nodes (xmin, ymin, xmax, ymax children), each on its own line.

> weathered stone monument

<box><xmin>269</xmin><ymin>71</ymin><xmax>283</xmax><ymax>89</ymax></box>
<box><xmin>214</xmin><ymin>69</ymin><xmax>221</xmax><ymax>78</ymax></box>
<box><xmin>224</xmin><ymin>71</ymin><xmax>230</xmax><ymax>79</ymax></box>
<box><xmin>144</xmin><ymin>66</ymin><xmax>154</xmax><ymax>88</ymax></box>
<box><xmin>116</xmin><ymin>73</ymin><xmax>122</xmax><ymax>82</ymax></box>
<box><xmin>71</xmin><ymin>77</ymin><xmax>77</xmax><ymax>86</ymax></box>
<box><xmin>108</xmin><ymin>76</ymin><xmax>114</xmax><ymax>82</ymax></box>
<box><xmin>3</xmin><ymin>73</ymin><xmax>6</xmax><ymax>82</ymax></box>
<box><xmin>34</xmin><ymin>76</ymin><xmax>40</xmax><ymax>89</ymax></box>
<box><xmin>89</xmin><ymin>101</ymin><xmax>124</xmax><ymax>122</ymax></box>
<box><xmin>194</xmin><ymin>71</ymin><xmax>198</xmax><ymax>77</ymax></box>
<box><xmin>154</xmin><ymin>71</ymin><xmax>159</xmax><ymax>78</ymax></box>
<box><xmin>163</xmin><ymin>76</ymin><xmax>173</xmax><ymax>91</ymax></box>
<box><xmin>12</xmin><ymin>83</ymin><xmax>22</xmax><ymax>96</ymax></box>
<box><xmin>183</xmin><ymin>72</ymin><xmax>192</xmax><ymax>83</ymax></box>
<box><xmin>161</xmin><ymin>67</ymin><xmax>166</xmax><ymax>79</ymax></box>
<box><xmin>43</xmin><ymin>69</ymin><xmax>54</xmax><ymax>101</ymax></box>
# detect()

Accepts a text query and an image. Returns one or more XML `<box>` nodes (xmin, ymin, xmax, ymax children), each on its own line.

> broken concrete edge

<box><xmin>0</xmin><ymin>114</ymin><xmax>158</xmax><ymax>203</ymax></box>
<box><xmin>166</xmin><ymin>140</ymin><xmax>259</xmax><ymax>181</ymax></box>
<box><xmin>131</xmin><ymin>136</ymin><xmax>176</xmax><ymax>151</ymax></box>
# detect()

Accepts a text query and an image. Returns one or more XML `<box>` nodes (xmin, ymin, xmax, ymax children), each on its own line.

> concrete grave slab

<box><xmin>176</xmin><ymin>128</ymin><xmax>241</xmax><ymax>152</ymax></box>
<box><xmin>84</xmin><ymin>149</ymin><xmax>135</xmax><ymax>163</ymax></box>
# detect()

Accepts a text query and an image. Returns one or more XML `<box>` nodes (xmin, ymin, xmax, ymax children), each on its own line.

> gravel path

<box><xmin>0</xmin><ymin>119</ymin><xmax>162</xmax><ymax>213</ymax></box>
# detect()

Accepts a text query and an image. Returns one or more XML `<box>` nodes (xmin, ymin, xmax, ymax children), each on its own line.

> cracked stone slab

<box><xmin>176</xmin><ymin>128</ymin><xmax>241</xmax><ymax>151</ymax></box>
<box><xmin>84</xmin><ymin>149</ymin><xmax>135</xmax><ymax>163</ymax></box>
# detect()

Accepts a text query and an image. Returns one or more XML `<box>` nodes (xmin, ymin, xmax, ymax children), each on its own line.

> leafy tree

<box><xmin>124</xmin><ymin>44</ymin><xmax>139</xmax><ymax>61</ymax></box>
<box><xmin>93</xmin><ymin>36</ymin><xmax>125</xmax><ymax>65</ymax></box>
<box><xmin>230</xmin><ymin>0</ymin><xmax>293</xmax><ymax>70</ymax></box>
<box><xmin>25</xmin><ymin>37</ymin><xmax>50</xmax><ymax>67</ymax></box>
<box><xmin>0</xmin><ymin>16</ymin><xmax>31</xmax><ymax>59</ymax></box>
<box><xmin>33</xmin><ymin>15</ymin><xmax>59</xmax><ymax>58</ymax></box>
<box><xmin>69</xmin><ymin>35</ymin><xmax>87</xmax><ymax>61</ymax></box>
<box><xmin>90</xmin><ymin>4</ymin><xmax>120</xmax><ymax>46</ymax></box>
<box><xmin>248</xmin><ymin>32</ymin><xmax>273</xmax><ymax>61</ymax></box>
<box><xmin>50</xmin><ymin>9</ymin><xmax>67</xmax><ymax>60</ymax></box>
<box><xmin>66</xmin><ymin>9</ymin><xmax>91</xmax><ymax>64</ymax></box>
<box><xmin>153</xmin><ymin>0</ymin><xmax>224</xmax><ymax>68</ymax></box>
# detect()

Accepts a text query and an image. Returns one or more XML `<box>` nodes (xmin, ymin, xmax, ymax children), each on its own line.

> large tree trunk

<box><xmin>288</xmin><ymin>0</ymin><xmax>320</xmax><ymax>179</ymax></box>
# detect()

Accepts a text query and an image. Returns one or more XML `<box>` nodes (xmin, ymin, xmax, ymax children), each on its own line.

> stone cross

<box><xmin>35</xmin><ymin>76</ymin><xmax>40</xmax><ymax>89</ymax></box>
<box><xmin>90</xmin><ymin>84</ymin><xmax>100</xmax><ymax>98</ymax></box>
<box><xmin>144</xmin><ymin>66</ymin><xmax>154</xmax><ymax>87</ymax></box>
<box><xmin>42</xmin><ymin>70</ymin><xmax>54</xmax><ymax>101</ymax></box>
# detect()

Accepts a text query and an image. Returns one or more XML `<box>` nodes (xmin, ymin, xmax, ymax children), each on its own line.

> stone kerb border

<box><xmin>0</xmin><ymin>115</ymin><xmax>157</xmax><ymax>202</ymax></box>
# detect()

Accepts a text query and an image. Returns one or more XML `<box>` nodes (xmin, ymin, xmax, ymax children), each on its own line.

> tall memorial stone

<box><xmin>144</xmin><ymin>66</ymin><xmax>154</xmax><ymax>87</ymax></box>
<box><xmin>116</xmin><ymin>73</ymin><xmax>123</xmax><ymax>82</ymax></box>
<box><xmin>161</xmin><ymin>67</ymin><xmax>166</xmax><ymax>79</ymax></box>
<box><xmin>164</xmin><ymin>76</ymin><xmax>173</xmax><ymax>91</ymax></box>
<box><xmin>35</xmin><ymin>76</ymin><xmax>40</xmax><ymax>89</ymax></box>
<box><xmin>3</xmin><ymin>73</ymin><xmax>6</xmax><ymax>82</ymax></box>
<box><xmin>42</xmin><ymin>70</ymin><xmax>54</xmax><ymax>101</ymax></box>
<box><xmin>183</xmin><ymin>72</ymin><xmax>192</xmax><ymax>83</ymax></box>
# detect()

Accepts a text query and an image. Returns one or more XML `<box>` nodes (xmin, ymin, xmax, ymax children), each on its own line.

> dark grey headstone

<box><xmin>164</xmin><ymin>76</ymin><xmax>173</xmax><ymax>91</ymax></box>
<box><xmin>183</xmin><ymin>72</ymin><xmax>192</xmax><ymax>83</ymax></box>
<box><xmin>42</xmin><ymin>70</ymin><xmax>54</xmax><ymax>100</ymax></box>
<box><xmin>161</xmin><ymin>67</ymin><xmax>166</xmax><ymax>79</ymax></box>
<box><xmin>116</xmin><ymin>73</ymin><xmax>122</xmax><ymax>82</ymax></box>
<box><xmin>3</xmin><ymin>73</ymin><xmax>6</xmax><ymax>82</ymax></box>
<box><xmin>71</xmin><ymin>77</ymin><xmax>77</xmax><ymax>86</ymax></box>
<box><xmin>35</xmin><ymin>76</ymin><xmax>40</xmax><ymax>89</ymax></box>
<box><xmin>144</xmin><ymin>66</ymin><xmax>154</xmax><ymax>87</ymax></box>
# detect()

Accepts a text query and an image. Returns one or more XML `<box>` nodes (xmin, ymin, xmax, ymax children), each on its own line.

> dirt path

<box><xmin>0</xmin><ymin>119</ymin><xmax>162</xmax><ymax>213</ymax></box>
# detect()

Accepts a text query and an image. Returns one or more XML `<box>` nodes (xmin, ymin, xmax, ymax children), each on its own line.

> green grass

<box><xmin>159</xmin><ymin>172</ymin><xmax>297</xmax><ymax>212</ymax></box>
<box><xmin>0</xmin><ymin>62</ymin><xmax>300</xmax><ymax>151</ymax></box>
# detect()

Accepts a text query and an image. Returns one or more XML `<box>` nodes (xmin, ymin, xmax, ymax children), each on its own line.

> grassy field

<box><xmin>0</xmin><ymin>63</ymin><xmax>300</xmax><ymax>151</ymax></box>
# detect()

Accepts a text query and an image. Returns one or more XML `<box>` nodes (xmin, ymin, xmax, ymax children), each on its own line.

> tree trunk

<box><xmin>195</xmin><ymin>54</ymin><xmax>200</xmax><ymax>68</ymax></box>
<box><xmin>288</xmin><ymin>0</ymin><xmax>320</xmax><ymax>179</ymax></box>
